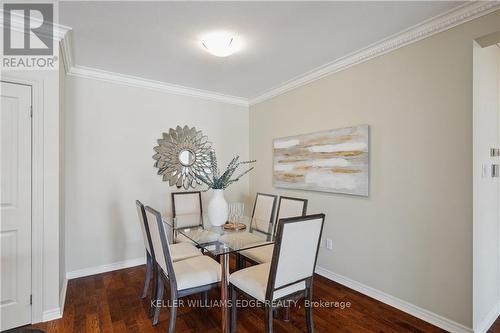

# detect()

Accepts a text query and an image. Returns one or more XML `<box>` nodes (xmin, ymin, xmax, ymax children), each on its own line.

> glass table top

<box><xmin>163</xmin><ymin>215</ymin><xmax>273</xmax><ymax>256</ymax></box>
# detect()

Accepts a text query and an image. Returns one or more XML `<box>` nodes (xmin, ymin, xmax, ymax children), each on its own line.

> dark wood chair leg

<box><xmin>305</xmin><ymin>282</ymin><xmax>314</xmax><ymax>333</ymax></box>
<box><xmin>202</xmin><ymin>291</ymin><xmax>208</xmax><ymax>306</ymax></box>
<box><xmin>283</xmin><ymin>305</ymin><xmax>290</xmax><ymax>322</ymax></box>
<box><xmin>265</xmin><ymin>305</ymin><xmax>273</xmax><ymax>333</ymax></box>
<box><xmin>142</xmin><ymin>252</ymin><xmax>152</xmax><ymax>299</ymax></box>
<box><xmin>152</xmin><ymin>275</ymin><xmax>164</xmax><ymax>325</ymax></box>
<box><xmin>231</xmin><ymin>285</ymin><xmax>237</xmax><ymax>333</ymax></box>
<box><xmin>236</xmin><ymin>253</ymin><xmax>242</xmax><ymax>270</ymax></box>
<box><xmin>168</xmin><ymin>292</ymin><xmax>178</xmax><ymax>333</ymax></box>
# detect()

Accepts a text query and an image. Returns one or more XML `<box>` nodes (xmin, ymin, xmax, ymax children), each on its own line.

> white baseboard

<box><xmin>42</xmin><ymin>308</ymin><xmax>62</xmax><ymax>322</ymax></box>
<box><xmin>40</xmin><ymin>279</ymin><xmax>68</xmax><ymax>323</ymax></box>
<box><xmin>59</xmin><ymin>277</ymin><xmax>68</xmax><ymax>316</ymax></box>
<box><xmin>315</xmin><ymin>266</ymin><xmax>473</xmax><ymax>333</ymax></box>
<box><xmin>475</xmin><ymin>301</ymin><xmax>500</xmax><ymax>333</ymax></box>
<box><xmin>66</xmin><ymin>256</ymin><xmax>146</xmax><ymax>280</ymax></box>
<box><xmin>44</xmin><ymin>258</ymin><xmax>144</xmax><ymax>323</ymax></box>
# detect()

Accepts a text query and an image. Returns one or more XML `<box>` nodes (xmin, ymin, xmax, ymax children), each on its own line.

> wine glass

<box><xmin>228</xmin><ymin>203</ymin><xmax>234</xmax><ymax>225</ymax></box>
<box><xmin>231</xmin><ymin>203</ymin><xmax>237</xmax><ymax>228</ymax></box>
<box><xmin>235</xmin><ymin>202</ymin><xmax>244</xmax><ymax>228</ymax></box>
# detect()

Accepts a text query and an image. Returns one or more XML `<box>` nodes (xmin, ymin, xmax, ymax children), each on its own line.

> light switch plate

<box><xmin>326</xmin><ymin>238</ymin><xmax>333</xmax><ymax>250</ymax></box>
<box><xmin>492</xmin><ymin>164</ymin><xmax>500</xmax><ymax>178</ymax></box>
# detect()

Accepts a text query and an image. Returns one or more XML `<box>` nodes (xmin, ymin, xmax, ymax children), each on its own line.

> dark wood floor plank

<box><xmin>29</xmin><ymin>264</ymin><xmax>475</xmax><ymax>333</ymax></box>
<box><xmin>489</xmin><ymin>316</ymin><xmax>500</xmax><ymax>333</ymax></box>
<box><xmin>85</xmin><ymin>313</ymin><xmax>100</xmax><ymax>333</ymax></box>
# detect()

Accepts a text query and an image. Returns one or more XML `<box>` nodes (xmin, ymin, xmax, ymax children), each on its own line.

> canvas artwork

<box><xmin>273</xmin><ymin>125</ymin><xmax>369</xmax><ymax>196</ymax></box>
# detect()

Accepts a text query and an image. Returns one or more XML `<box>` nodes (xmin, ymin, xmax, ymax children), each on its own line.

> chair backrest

<box><xmin>172</xmin><ymin>191</ymin><xmax>203</xmax><ymax>228</ymax></box>
<box><xmin>273</xmin><ymin>196</ymin><xmax>308</xmax><ymax>237</ymax></box>
<box><xmin>136</xmin><ymin>200</ymin><xmax>152</xmax><ymax>254</ymax></box>
<box><xmin>145</xmin><ymin>206</ymin><xmax>176</xmax><ymax>287</ymax></box>
<box><xmin>250</xmin><ymin>193</ymin><xmax>277</xmax><ymax>237</ymax></box>
<box><xmin>266</xmin><ymin>214</ymin><xmax>325</xmax><ymax>300</ymax></box>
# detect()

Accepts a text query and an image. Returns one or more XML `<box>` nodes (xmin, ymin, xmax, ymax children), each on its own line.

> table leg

<box><xmin>220</xmin><ymin>253</ymin><xmax>230</xmax><ymax>333</ymax></box>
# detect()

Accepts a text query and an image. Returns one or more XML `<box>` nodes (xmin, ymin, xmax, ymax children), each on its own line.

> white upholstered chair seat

<box><xmin>146</xmin><ymin>205</ymin><xmax>221</xmax><ymax>330</ymax></box>
<box><xmin>173</xmin><ymin>255</ymin><xmax>221</xmax><ymax>291</ymax></box>
<box><xmin>229</xmin><ymin>263</ymin><xmax>305</xmax><ymax>301</ymax></box>
<box><xmin>170</xmin><ymin>242</ymin><xmax>202</xmax><ymax>262</ymax></box>
<box><xmin>239</xmin><ymin>244</ymin><xmax>273</xmax><ymax>264</ymax></box>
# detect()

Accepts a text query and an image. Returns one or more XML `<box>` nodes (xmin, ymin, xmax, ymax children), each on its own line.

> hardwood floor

<box><xmin>30</xmin><ymin>262</ymin><xmax>457</xmax><ymax>333</ymax></box>
<box><xmin>489</xmin><ymin>316</ymin><xmax>500</xmax><ymax>333</ymax></box>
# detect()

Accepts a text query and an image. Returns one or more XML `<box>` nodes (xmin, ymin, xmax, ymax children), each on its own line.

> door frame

<box><xmin>2</xmin><ymin>76</ymin><xmax>44</xmax><ymax>323</ymax></box>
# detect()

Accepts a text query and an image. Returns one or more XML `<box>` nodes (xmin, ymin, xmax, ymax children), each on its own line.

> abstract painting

<box><xmin>273</xmin><ymin>125</ymin><xmax>369</xmax><ymax>196</ymax></box>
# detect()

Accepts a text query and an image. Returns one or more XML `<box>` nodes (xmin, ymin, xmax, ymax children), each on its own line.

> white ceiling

<box><xmin>60</xmin><ymin>1</ymin><xmax>464</xmax><ymax>100</ymax></box>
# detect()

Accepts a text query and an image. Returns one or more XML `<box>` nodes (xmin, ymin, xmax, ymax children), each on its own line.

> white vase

<box><xmin>207</xmin><ymin>189</ymin><xmax>228</xmax><ymax>227</ymax></box>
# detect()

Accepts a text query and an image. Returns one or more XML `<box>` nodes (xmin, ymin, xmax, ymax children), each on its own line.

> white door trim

<box><xmin>2</xmin><ymin>76</ymin><xmax>44</xmax><ymax>323</ymax></box>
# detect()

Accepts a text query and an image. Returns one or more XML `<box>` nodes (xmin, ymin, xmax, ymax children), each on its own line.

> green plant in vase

<box><xmin>195</xmin><ymin>151</ymin><xmax>255</xmax><ymax>226</ymax></box>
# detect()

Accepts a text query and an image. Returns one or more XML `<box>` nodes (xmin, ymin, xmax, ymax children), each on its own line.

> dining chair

<box><xmin>239</xmin><ymin>196</ymin><xmax>308</xmax><ymax>267</ymax></box>
<box><xmin>135</xmin><ymin>201</ymin><xmax>203</xmax><ymax>307</ymax></box>
<box><xmin>229</xmin><ymin>214</ymin><xmax>325</xmax><ymax>333</ymax></box>
<box><xmin>145</xmin><ymin>206</ymin><xmax>221</xmax><ymax>331</ymax></box>
<box><xmin>236</xmin><ymin>193</ymin><xmax>277</xmax><ymax>269</ymax></box>
<box><xmin>171</xmin><ymin>191</ymin><xmax>203</xmax><ymax>243</ymax></box>
<box><xmin>136</xmin><ymin>200</ymin><xmax>156</xmax><ymax>300</ymax></box>
<box><xmin>248</xmin><ymin>193</ymin><xmax>278</xmax><ymax>239</ymax></box>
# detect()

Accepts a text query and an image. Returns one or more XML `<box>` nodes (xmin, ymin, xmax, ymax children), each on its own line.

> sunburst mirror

<box><xmin>153</xmin><ymin>126</ymin><xmax>212</xmax><ymax>189</ymax></box>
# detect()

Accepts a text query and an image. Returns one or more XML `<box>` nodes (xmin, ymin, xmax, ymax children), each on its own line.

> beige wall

<box><xmin>64</xmin><ymin>76</ymin><xmax>249</xmax><ymax>272</ymax></box>
<box><xmin>249</xmin><ymin>10</ymin><xmax>500</xmax><ymax>328</ymax></box>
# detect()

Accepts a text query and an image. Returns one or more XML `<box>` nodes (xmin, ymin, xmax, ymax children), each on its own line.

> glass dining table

<box><xmin>162</xmin><ymin>214</ymin><xmax>273</xmax><ymax>333</ymax></box>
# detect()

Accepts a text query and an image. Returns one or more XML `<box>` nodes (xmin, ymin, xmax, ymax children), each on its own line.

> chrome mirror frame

<box><xmin>153</xmin><ymin>126</ymin><xmax>212</xmax><ymax>189</ymax></box>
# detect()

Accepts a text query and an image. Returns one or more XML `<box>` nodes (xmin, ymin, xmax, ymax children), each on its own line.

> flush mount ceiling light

<box><xmin>200</xmin><ymin>31</ymin><xmax>242</xmax><ymax>57</ymax></box>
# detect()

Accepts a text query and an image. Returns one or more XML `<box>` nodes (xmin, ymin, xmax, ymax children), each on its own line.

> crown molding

<box><xmin>59</xmin><ymin>32</ymin><xmax>248</xmax><ymax>107</ymax></box>
<box><xmin>58</xmin><ymin>1</ymin><xmax>499</xmax><ymax>108</ymax></box>
<box><xmin>60</xmin><ymin>29</ymin><xmax>74</xmax><ymax>73</ymax></box>
<box><xmin>65</xmin><ymin>65</ymin><xmax>249</xmax><ymax>107</ymax></box>
<box><xmin>0</xmin><ymin>9</ymin><xmax>71</xmax><ymax>41</ymax></box>
<box><xmin>249</xmin><ymin>1</ymin><xmax>500</xmax><ymax>106</ymax></box>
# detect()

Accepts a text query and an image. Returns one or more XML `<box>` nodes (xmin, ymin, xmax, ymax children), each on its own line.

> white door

<box><xmin>1</xmin><ymin>81</ymin><xmax>32</xmax><ymax>330</ymax></box>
